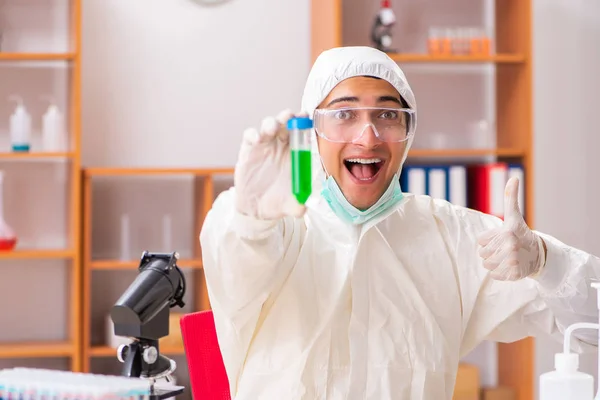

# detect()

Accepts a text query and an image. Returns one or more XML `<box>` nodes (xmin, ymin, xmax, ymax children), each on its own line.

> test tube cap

<box><xmin>287</xmin><ymin>117</ymin><xmax>313</xmax><ymax>130</ymax></box>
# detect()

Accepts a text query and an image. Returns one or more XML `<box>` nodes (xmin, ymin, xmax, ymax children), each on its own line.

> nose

<box><xmin>352</xmin><ymin>124</ymin><xmax>381</xmax><ymax>148</ymax></box>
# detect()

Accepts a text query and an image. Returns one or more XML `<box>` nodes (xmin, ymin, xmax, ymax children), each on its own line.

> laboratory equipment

<box><xmin>8</xmin><ymin>96</ymin><xmax>31</xmax><ymax>152</ymax></box>
<box><xmin>288</xmin><ymin>116</ymin><xmax>313</xmax><ymax>205</ymax></box>
<box><xmin>41</xmin><ymin>96</ymin><xmax>68</xmax><ymax>152</ymax></box>
<box><xmin>0</xmin><ymin>171</ymin><xmax>16</xmax><ymax>251</ymax></box>
<box><xmin>370</xmin><ymin>0</ymin><xmax>396</xmax><ymax>52</ymax></box>
<box><xmin>120</xmin><ymin>213</ymin><xmax>131</xmax><ymax>260</ymax></box>
<box><xmin>427</xmin><ymin>27</ymin><xmax>492</xmax><ymax>56</ymax></box>
<box><xmin>539</xmin><ymin>282</ymin><xmax>600</xmax><ymax>400</ymax></box>
<box><xmin>163</xmin><ymin>214</ymin><xmax>172</xmax><ymax>251</ymax></box>
<box><xmin>0</xmin><ymin>367</ymin><xmax>183</xmax><ymax>400</ymax></box>
<box><xmin>111</xmin><ymin>251</ymin><xmax>186</xmax><ymax>393</ymax></box>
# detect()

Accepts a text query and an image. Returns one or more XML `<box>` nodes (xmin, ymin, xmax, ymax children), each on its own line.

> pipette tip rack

<box><xmin>0</xmin><ymin>368</ymin><xmax>184</xmax><ymax>400</ymax></box>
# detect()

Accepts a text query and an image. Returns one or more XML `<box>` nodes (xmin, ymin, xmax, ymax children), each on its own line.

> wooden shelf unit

<box><xmin>81</xmin><ymin>167</ymin><xmax>234</xmax><ymax>373</ymax></box>
<box><xmin>311</xmin><ymin>0</ymin><xmax>534</xmax><ymax>399</ymax></box>
<box><xmin>0</xmin><ymin>0</ymin><xmax>83</xmax><ymax>372</ymax></box>
<box><xmin>0</xmin><ymin>341</ymin><xmax>74</xmax><ymax>359</ymax></box>
<box><xmin>89</xmin><ymin>345</ymin><xmax>185</xmax><ymax>358</ymax></box>
<box><xmin>0</xmin><ymin>152</ymin><xmax>75</xmax><ymax>160</ymax></box>
<box><xmin>0</xmin><ymin>53</ymin><xmax>75</xmax><ymax>61</ymax></box>
<box><xmin>387</xmin><ymin>53</ymin><xmax>526</xmax><ymax>64</ymax></box>
<box><xmin>90</xmin><ymin>258</ymin><xmax>203</xmax><ymax>270</ymax></box>
<box><xmin>0</xmin><ymin>249</ymin><xmax>75</xmax><ymax>260</ymax></box>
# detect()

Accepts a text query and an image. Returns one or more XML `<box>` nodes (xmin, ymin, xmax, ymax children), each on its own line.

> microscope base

<box><xmin>149</xmin><ymin>385</ymin><xmax>185</xmax><ymax>400</ymax></box>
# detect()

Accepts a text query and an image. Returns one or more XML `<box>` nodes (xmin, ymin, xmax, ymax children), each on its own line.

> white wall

<box><xmin>81</xmin><ymin>0</ymin><xmax>310</xmax><ymax>168</ymax></box>
<box><xmin>533</xmin><ymin>0</ymin><xmax>600</xmax><ymax>397</ymax></box>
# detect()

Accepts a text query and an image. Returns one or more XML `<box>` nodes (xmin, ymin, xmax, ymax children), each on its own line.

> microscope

<box><xmin>371</xmin><ymin>0</ymin><xmax>397</xmax><ymax>53</ymax></box>
<box><xmin>111</xmin><ymin>251</ymin><xmax>187</xmax><ymax>399</ymax></box>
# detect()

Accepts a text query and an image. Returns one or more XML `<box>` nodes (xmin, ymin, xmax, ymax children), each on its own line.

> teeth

<box><xmin>346</xmin><ymin>158</ymin><xmax>381</xmax><ymax>164</ymax></box>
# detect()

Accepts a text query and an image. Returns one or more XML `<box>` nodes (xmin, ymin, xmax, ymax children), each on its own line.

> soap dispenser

<box><xmin>41</xmin><ymin>97</ymin><xmax>67</xmax><ymax>152</ymax></box>
<box><xmin>9</xmin><ymin>96</ymin><xmax>31</xmax><ymax>152</ymax></box>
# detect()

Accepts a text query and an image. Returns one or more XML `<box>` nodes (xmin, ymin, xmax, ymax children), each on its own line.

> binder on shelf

<box><xmin>447</xmin><ymin>165</ymin><xmax>467</xmax><ymax>207</ymax></box>
<box><xmin>427</xmin><ymin>166</ymin><xmax>447</xmax><ymax>201</ymax></box>
<box><xmin>468</xmin><ymin>163</ymin><xmax>508</xmax><ymax>219</ymax></box>
<box><xmin>508</xmin><ymin>164</ymin><xmax>525</xmax><ymax>217</ymax></box>
<box><xmin>400</xmin><ymin>165</ymin><xmax>426</xmax><ymax>196</ymax></box>
<box><xmin>401</xmin><ymin>164</ymin><xmax>468</xmax><ymax>207</ymax></box>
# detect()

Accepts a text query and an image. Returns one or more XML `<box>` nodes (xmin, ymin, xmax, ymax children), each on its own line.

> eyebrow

<box><xmin>325</xmin><ymin>95</ymin><xmax>402</xmax><ymax>107</ymax></box>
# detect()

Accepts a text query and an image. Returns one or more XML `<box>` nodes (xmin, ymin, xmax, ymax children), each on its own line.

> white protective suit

<box><xmin>200</xmin><ymin>47</ymin><xmax>600</xmax><ymax>399</ymax></box>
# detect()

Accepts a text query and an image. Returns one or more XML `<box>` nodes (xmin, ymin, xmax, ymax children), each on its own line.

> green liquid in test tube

<box><xmin>288</xmin><ymin>116</ymin><xmax>313</xmax><ymax>205</ymax></box>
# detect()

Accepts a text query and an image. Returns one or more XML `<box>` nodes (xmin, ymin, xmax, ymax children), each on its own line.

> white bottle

<box><xmin>9</xmin><ymin>96</ymin><xmax>31</xmax><ymax>152</ymax></box>
<box><xmin>540</xmin><ymin>353</ymin><xmax>594</xmax><ymax>400</ymax></box>
<box><xmin>41</xmin><ymin>99</ymin><xmax>67</xmax><ymax>152</ymax></box>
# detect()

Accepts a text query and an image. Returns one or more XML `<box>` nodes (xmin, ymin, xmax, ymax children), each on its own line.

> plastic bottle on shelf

<box><xmin>0</xmin><ymin>171</ymin><xmax>17</xmax><ymax>251</ymax></box>
<box><xmin>9</xmin><ymin>96</ymin><xmax>31</xmax><ymax>152</ymax></box>
<box><xmin>41</xmin><ymin>97</ymin><xmax>68</xmax><ymax>152</ymax></box>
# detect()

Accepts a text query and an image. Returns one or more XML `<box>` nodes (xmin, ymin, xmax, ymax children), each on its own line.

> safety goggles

<box><xmin>312</xmin><ymin>107</ymin><xmax>416</xmax><ymax>143</ymax></box>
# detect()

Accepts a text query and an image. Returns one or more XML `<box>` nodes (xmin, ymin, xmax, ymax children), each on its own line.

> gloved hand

<box><xmin>234</xmin><ymin>109</ymin><xmax>307</xmax><ymax>220</ymax></box>
<box><xmin>477</xmin><ymin>177</ymin><xmax>546</xmax><ymax>281</ymax></box>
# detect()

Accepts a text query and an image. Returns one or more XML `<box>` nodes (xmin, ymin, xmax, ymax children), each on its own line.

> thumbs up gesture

<box><xmin>477</xmin><ymin>177</ymin><xmax>546</xmax><ymax>281</ymax></box>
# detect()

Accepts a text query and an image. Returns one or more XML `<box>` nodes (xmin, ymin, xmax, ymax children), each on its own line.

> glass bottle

<box><xmin>0</xmin><ymin>171</ymin><xmax>17</xmax><ymax>251</ymax></box>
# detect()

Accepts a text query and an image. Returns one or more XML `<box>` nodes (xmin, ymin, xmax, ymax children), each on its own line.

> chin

<box><xmin>344</xmin><ymin>186</ymin><xmax>387</xmax><ymax>210</ymax></box>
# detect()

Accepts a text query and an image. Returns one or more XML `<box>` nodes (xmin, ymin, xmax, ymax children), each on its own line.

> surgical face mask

<box><xmin>320</xmin><ymin>173</ymin><xmax>404</xmax><ymax>225</ymax></box>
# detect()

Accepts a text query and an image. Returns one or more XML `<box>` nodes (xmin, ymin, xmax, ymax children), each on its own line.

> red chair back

<box><xmin>180</xmin><ymin>310</ymin><xmax>231</xmax><ymax>399</ymax></box>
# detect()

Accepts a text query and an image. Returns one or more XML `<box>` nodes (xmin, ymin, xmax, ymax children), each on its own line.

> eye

<box><xmin>333</xmin><ymin>110</ymin><xmax>353</xmax><ymax>120</ymax></box>
<box><xmin>379</xmin><ymin>110</ymin><xmax>399</xmax><ymax>120</ymax></box>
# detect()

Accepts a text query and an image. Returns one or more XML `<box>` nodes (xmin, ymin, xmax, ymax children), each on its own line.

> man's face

<box><xmin>316</xmin><ymin>76</ymin><xmax>407</xmax><ymax>210</ymax></box>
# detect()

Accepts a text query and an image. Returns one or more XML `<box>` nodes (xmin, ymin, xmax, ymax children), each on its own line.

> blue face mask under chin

<box><xmin>320</xmin><ymin>173</ymin><xmax>404</xmax><ymax>225</ymax></box>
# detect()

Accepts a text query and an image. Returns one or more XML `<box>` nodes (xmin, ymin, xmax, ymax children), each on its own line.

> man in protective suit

<box><xmin>200</xmin><ymin>46</ymin><xmax>600</xmax><ymax>399</ymax></box>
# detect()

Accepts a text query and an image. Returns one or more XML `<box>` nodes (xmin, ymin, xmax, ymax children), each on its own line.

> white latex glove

<box><xmin>477</xmin><ymin>177</ymin><xmax>546</xmax><ymax>281</ymax></box>
<box><xmin>234</xmin><ymin>109</ymin><xmax>306</xmax><ymax>220</ymax></box>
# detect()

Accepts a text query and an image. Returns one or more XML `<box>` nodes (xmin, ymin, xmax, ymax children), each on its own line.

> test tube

<box><xmin>120</xmin><ymin>214</ymin><xmax>130</xmax><ymax>261</ymax></box>
<box><xmin>427</xmin><ymin>27</ymin><xmax>441</xmax><ymax>55</ymax></box>
<box><xmin>162</xmin><ymin>214</ymin><xmax>172</xmax><ymax>251</ymax></box>
<box><xmin>441</xmin><ymin>28</ymin><xmax>453</xmax><ymax>55</ymax></box>
<box><xmin>287</xmin><ymin>117</ymin><xmax>313</xmax><ymax>205</ymax></box>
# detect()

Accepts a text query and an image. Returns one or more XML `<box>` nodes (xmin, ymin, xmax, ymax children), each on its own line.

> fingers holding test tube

<box><xmin>234</xmin><ymin>109</ymin><xmax>310</xmax><ymax>220</ymax></box>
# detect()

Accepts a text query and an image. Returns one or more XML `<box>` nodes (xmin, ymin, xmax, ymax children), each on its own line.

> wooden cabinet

<box><xmin>0</xmin><ymin>0</ymin><xmax>83</xmax><ymax>372</ymax></box>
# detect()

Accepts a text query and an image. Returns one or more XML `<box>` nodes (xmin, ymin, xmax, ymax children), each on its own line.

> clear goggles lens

<box><xmin>313</xmin><ymin>107</ymin><xmax>416</xmax><ymax>143</ymax></box>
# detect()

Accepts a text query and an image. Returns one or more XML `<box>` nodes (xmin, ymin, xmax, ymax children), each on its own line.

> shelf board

<box><xmin>91</xmin><ymin>258</ymin><xmax>202</xmax><ymax>270</ymax></box>
<box><xmin>84</xmin><ymin>167</ymin><xmax>235</xmax><ymax>177</ymax></box>
<box><xmin>0</xmin><ymin>152</ymin><xmax>74</xmax><ymax>160</ymax></box>
<box><xmin>0</xmin><ymin>341</ymin><xmax>73</xmax><ymax>358</ymax></box>
<box><xmin>89</xmin><ymin>345</ymin><xmax>185</xmax><ymax>357</ymax></box>
<box><xmin>408</xmin><ymin>148</ymin><xmax>526</xmax><ymax>158</ymax></box>
<box><xmin>0</xmin><ymin>249</ymin><xmax>75</xmax><ymax>260</ymax></box>
<box><xmin>388</xmin><ymin>53</ymin><xmax>525</xmax><ymax>63</ymax></box>
<box><xmin>0</xmin><ymin>53</ymin><xmax>76</xmax><ymax>61</ymax></box>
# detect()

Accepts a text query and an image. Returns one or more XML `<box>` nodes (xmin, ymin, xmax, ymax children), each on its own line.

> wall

<box><xmin>533</xmin><ymin>0</ymin><xmax>600</xmax><ymax>397</ymax></box>
<box><xmin>81</xmin><ymin>0</ymin><xmax>311</xmax><ymax>168</ymax></box>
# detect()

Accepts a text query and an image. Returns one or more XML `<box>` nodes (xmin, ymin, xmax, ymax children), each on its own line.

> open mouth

<box><xmin>344</xmin><ymin>158</ymin><xmax>385</xmax><ymax>182</ymax></box>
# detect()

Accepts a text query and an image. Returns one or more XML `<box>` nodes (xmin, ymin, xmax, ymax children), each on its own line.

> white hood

<box><xmin>300</xmin><ymin>46</ymin><xmax>418</xmax><ymax>198</ymax></box>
